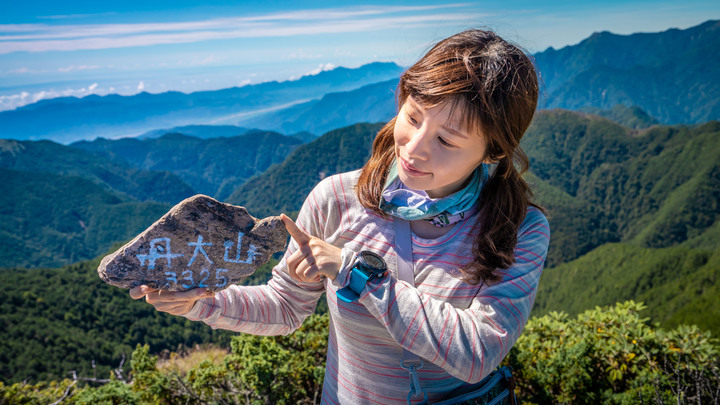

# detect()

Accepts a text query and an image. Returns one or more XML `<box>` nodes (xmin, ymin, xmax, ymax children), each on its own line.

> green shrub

<box><xmin>0</xmin><ymin>379</ymin><xmax>76</xmax><ymax>405</ymax></box>
<box><xmin>507</xmin><ymin>301</ymin><xmax>720</xmax><ymax>404</ymax></box>
<box><xmin>4</xmin><ymin>302</ymin><xmax>717</xmax><ymax>404</ymax></box>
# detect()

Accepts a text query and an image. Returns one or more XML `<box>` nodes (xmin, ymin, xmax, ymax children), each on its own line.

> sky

<box><xmin>1</xmin><ymin>0</ymin><xmax>718</xmax><ymax>112</ymax></box>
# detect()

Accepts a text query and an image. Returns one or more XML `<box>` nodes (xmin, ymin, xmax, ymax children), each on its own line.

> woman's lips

<box><xmin>399</xmin><ymin>157</ymin><xmax>430</xmax><ymax>176</ymax></box>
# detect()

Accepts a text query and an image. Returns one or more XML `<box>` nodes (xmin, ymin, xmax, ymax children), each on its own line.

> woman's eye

<box><xmin>407</xmin><ymin>114</ymin><xmax>418</xmax><ymax>125</ymax></box>
<box><xmin>438</xmin><ymin>137</ymin><xmax>453</xmax><ymax>147</ymax></box>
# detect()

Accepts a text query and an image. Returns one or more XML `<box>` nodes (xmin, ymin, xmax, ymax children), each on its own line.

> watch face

<box><xmin>364</xmin><ymin>254</ymin><xmax>385</xmax><ymax>269</ymax></box>
<box><xmin>358</xmin><ymin>251</ymin><xmax>386</xmax><ymax>273</ymax></box>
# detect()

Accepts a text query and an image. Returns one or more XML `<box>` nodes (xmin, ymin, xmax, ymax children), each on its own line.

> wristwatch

<box><xmin>336</xmin><ymin>251</ymin><xmax>388</xmax><ymax>303</ymax></box>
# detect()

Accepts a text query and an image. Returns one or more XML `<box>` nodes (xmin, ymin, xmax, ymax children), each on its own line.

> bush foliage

<box><xmin>2</xmin><ymin>301</ymin><xmax>717</xmax><ymax>404</ymax></box>
<box><xmin>508</xmin><ymin>301</ymin><xmax>719</xmax><ymax>404</ymax></box>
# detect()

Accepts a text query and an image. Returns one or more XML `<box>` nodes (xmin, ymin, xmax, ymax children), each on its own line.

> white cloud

<box><xmin>10</xmin><ymin>67</ymin><xmax>31</xmax><ymax>74</ymax></box>
<box><xmin>57</xmin><ymin>64</ymin><xmax>101</xmax><ymax>73</ymax></box>
<box><xmin>307</xmin><ymin>63</ymin><xmax>337</xmax><ymax>75</ymax></box>
<box><xmin>0</xmin><ymin>92</ymin><xmax>31</xmax><ymax>111</ymax></box>
<box><xmin>0</xmin><ymin>84</ymin><xmax>107</xmax><ymax>111</ymax></box>
<box><xmin>0</xmin><ymin>4</ymin><xmax>484</xmax><ymax>54</ymax></box>
<box><xmin>137</xmin><ymin>81</ymin><xmax>145</xmax><ymax>91</ymax></box>
<box><xmin>33</xmin><ymin>91</ymin><xmax>47</xmax><ymax>102</ymax></box>
<box><xmin>288</xmin><ymin>63</ymin><xmax>340</xmax><ymax>81</ymax></box>
<box><xmin>1</xmin><ymin>66</ymin><xmax>50</xmax><ymax>75</ymax></box>
<box><xmin>38</xmin><ymin>12</ymin><xmax>117</xmax><ymax>20</ymax></box>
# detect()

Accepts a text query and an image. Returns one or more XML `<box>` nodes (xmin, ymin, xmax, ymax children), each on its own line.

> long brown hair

<box><xmin>357</xmin><ymin>29</ymin><xmax>541</xmax><ymax>286</ymax></box>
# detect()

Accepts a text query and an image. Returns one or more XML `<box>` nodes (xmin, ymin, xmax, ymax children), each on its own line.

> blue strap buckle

<box><xmin>401</xmin><ymin>359</ymin><xmax>428</xmax><ymax>404</ymax></box>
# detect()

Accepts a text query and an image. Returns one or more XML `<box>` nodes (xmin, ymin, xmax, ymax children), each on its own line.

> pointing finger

<box><xmin>281</xmin><ymin>213</ymin><xmax>311</xmax><ymax>246</ymax></box>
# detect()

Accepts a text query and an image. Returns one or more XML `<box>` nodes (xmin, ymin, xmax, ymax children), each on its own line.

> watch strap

<box><xmin>336</xmin><ymin>285</ymin><xmax>360</xmax><ymax>302</ymax></box>
<box><xmin>336</xmin><ymin>254</ymin><xmax>375</xmax><ymax>303</ymax></box>
<box><xmin>335</xmin><ymin>249</ymin><xmax>360</xmax><ymax>303</ymax></box>
<box><xmin>347</xmin><ymin>264</ymin><xmax>372</xmax><ymax>293</ymax></box>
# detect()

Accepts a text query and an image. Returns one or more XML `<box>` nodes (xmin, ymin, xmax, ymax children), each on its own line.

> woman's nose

<box><xmin>404</xmin><ymin>126</ymin><xmax>431</xmax><ymax>159</ymax></box>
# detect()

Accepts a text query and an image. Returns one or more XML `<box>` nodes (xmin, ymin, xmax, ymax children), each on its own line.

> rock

<box><xmin>98</xmin><ymin>195</ymin><xmax>287</xmax><ymax>292</ymax></box>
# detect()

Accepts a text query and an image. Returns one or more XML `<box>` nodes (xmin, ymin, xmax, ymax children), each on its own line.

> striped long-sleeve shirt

<box><xmin>184</xmin><ymin>169</ymin><xmax>550</xmax><ymax>404</ymax></box>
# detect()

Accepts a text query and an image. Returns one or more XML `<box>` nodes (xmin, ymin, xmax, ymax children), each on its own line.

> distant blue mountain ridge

<box><xmin>136</xmin><ymin>124</ymin><xmax>317</xmax><ymax>143</ymax></box>
<box><xmin>235</xmin><ymin>79</ymin><xmax>398</xmax><ymax>136</ymax></box>
<box><xmin>238</xmin><ymin>20</ymin><xmax>719</xmax><ymax>134</ymax></box>
<box><xmin>0</xmin><ymin>62</ymin><xmax>403</xmax><ymax>143</ymax></box>
<box><xmin>535</xmin><ymin>19</ymin><xmax>720</xmax><ymax>124</ymax></box>
<box><xmin>0</xmin><ymin>20</ymin><xmax>717</xmax><ymax>143</ymax></box>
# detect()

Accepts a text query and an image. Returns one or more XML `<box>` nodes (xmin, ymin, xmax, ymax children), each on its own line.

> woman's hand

<box><xmin>129</xmin><ymin>285</ymin><xmax>214</xmax><ymax>316</ymax></box>
<box><xmin>281</xmin><ymin>214</ymin><xmax>342</xmax><ymax>283</ymax></box>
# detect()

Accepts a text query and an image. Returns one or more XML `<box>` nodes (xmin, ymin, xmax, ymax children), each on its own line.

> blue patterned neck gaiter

<box><xmin>379</xmin><ymin>160</ymin><xmax>488</xmax><ymax>227</ymax></box>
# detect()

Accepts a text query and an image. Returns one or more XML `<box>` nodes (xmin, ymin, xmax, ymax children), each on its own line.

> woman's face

<box><xmin>393</xmin><ymin>96</ymin><xmax>490</xmax><ymax>198</ymax></box>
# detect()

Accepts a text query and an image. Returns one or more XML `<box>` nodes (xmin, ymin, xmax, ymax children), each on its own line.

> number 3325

<box><xmin>163</xmin><ymin>268</ymin><xmax>228</xmax><ymax>289</ymax></box>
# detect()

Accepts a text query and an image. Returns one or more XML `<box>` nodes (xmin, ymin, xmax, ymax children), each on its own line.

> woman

<box><xmin>131</xmin><ymin>29</ymin><xmax>550</xmax><ymax>404</ymax></box>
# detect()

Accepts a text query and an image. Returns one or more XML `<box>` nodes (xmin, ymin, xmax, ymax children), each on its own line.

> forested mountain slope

<box><xmin>226</xmin><ymin>122</ymin><xmax>383</xmax><ymax>217</ymax></box>
<box><xmin>0</xmin><ymin>139</ymin><xmax>196</xmax><ymax>268</ymax></box>
<box><xmin>72</xmin><ymin>131</ymin><xmax>302</xmax><ymax>200</ymax></box>
<box><xmin>0</xmin><ymin>139</ymin><xmax>194</xmax><ymax>204</ymax></box>
<box><xmin>534</xmin><ymin>20</ymin><xmax>720</xmax><ymax>124</ymax></box>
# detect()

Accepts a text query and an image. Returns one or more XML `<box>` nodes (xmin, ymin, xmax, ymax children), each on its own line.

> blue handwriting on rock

<box><xmin>187</xmin><ymin>235</ymin><xmax>213</xmax><ymax>266</ymax></box>
<box><xmin>136</xmin><ymin>238</ymin><xmax>184</xmax><ymax>269</ymax></box>
<box><xmin>223</xmin><ymin>231</ymin><xmax>260</xmax><ymax>264</ymax></box>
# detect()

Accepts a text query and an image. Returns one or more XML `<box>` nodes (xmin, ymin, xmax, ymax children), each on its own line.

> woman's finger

<box><xmin>145</xmin><ymin>288</ymin><xmax>213</xmax><ymax>305</ymax></box>
<box><xmin>287</xmin><ymin>252</ymin><xmax>309</xmax><ymax>282</ymax></box>
<box><xmin>285</xmin><ymin>248</ymin><xmax>306</xmax><ymax>277</ymax></box>
<box><xmin>302</xmin><ymin>265</ymin><xmax>322</xmax><ymax>283</ymax></box>
<box><xmin>297</xmin><ymin>257</ymin><xmax>323</xmax><ymax>283</ymax></box>
<box><xmin>292</xmin><ymin>257</ymin><xmax>312</xmax><ymax>282</ymax></box>
<box><xmin>154</xmin><ymin>303</ymin><xmax>189</xmax><ymax>315</ymax></box>
<box><xmin>163</xmin><ymin>302</ymin><xmax>197</xmax><ymax>315</ymax></box>
<box><xmin>281</xmin><ymin>214</ymin><xmax>311</xmax><ymax>246</ymax></box>
<box><xmin>129</xmin><ymin>285</ymin><xmax>158</xmax><ymax>299</ymax></box>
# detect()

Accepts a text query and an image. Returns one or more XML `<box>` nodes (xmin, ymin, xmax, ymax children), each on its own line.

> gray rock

<box><xmin>98</xmin><ymin>195</ymin><xmax>287</xmax><ymax>292</ymax></box>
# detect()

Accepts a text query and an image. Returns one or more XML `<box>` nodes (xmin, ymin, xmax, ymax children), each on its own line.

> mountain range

<box><xmin>1</xmin><ymin>20</ymin><xmax>718</xmax><ymax>145</ymax></box>
<box><xmin>0</xmin><ymin>62</ymin><xmax>403</xmax><ymax>143</ymax></box>
<box><xmin>234</xmin><ymin>79</ymin><xmax>398</xmax><ymax>136</ymax></box>
<box><xmin>4</xmin><ymin>106</ymin><xmax>717</xmax><ymax>273</ymax></box>
<box><xmin>137</xmin><ymin>124</ymin><xmax>317</xmax><ymax>143</ymax></box>
<box><xmin>2</xmin><ymin>19</ymin><xmax>719</xmax><ymax>387</ymax></box>
<box><xmin>242</xmin><ymin>20</ymin><xmax>719</xmax><ymax>131</ymax></box>
<box><xmin>226</xmin><ymin>122</ymin><xmax>381</xmax><ymax>217</ymax></box>
<box><xmin>1</xmin><ymin>129</ymin><xmax>302</xmax><ymax>267</ymax></box>
<box><xmin>1</xmin><ymin>109</ymin><xmax>718</xmax><ymax>385</ymax></box>
<box><xmin>72</xmin><ymin>130</ymin><xmax>303</xmax><ymax>200</ymax></box>
<box><xmin>0</xmin><ymin>166</ymin><xmax>172</xmax><ymax>268</ymax></box>
<box><xmin>535</xmin><ymin>20</ymin><xmax>720</xmax><ymax>124</ymax></box>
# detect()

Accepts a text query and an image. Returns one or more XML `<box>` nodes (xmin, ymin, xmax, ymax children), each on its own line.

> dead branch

<box><xmin>49</xmin><ymin>372</ymin><xmax>77</xmax><ymax>405</ymax></box>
